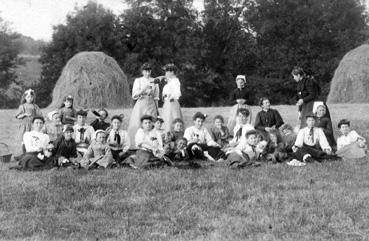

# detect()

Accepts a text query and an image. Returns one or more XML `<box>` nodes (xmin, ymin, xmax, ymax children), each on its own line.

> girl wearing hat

<box><xmin>161</xmin><ymin>63</ymin><xmax>183</xmax><ymax>132</ymax></box>
<box><xmin>43</xmin><ymin>110</ymin><xmax>63</xmax><ymax>142</ymax></box>
<box><xmin>15</xmin><ymin>89</ymin><xmax>43</xmax><ymax>153</ymax></box>
<box><xmin>106</xmin><ymin>115</ymin><xmax>131</xmax><ymax>162</ymax></box>
<box><xmin>291</xmin><ymin>66</ymin><xmax>331</xmax><ymax>128</ymax></box>
<box><xmin>128</xmin><ymin>63</ymin><xmax>160</xmax><ymax>147</ymax></box>
<box><xmin>227</xmin><ymin>75</ymin><xmax>253</xmax><ymax>132</ymax></box>
<box><xmin>53</xmin><ymin>125</ymin><xmax>78</xmax><ymax>165</ymax></box>
<box><xmin>59</xmin><ymin>95</ymin><xmax>76</xmax><ymax>125</ymax></box>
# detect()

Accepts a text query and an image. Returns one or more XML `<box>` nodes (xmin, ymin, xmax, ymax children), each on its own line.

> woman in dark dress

<box><xmin>291</xmin><ymin>66</ymin><xmax>331</xmax><ymax>128</ymax></box>
<box><xmin>314</xmin><ymin>103</ymin><xmax>336</xmax><ymax>150</ymax></box>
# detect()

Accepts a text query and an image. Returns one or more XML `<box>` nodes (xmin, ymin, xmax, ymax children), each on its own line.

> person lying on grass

<box><xmin>81</xmin><ymin>130</ymin><xmax>114</xmax><ymax>169</ymax></box>
<box><xmin>106</xmin><ymin>115</ymin><xmax>130</xmax><ymax>163</ymax></box>
<box><xmin>73</xmin><ymin>110</ymin><xmax>95</xmax><ymax>155</ymax></box>
<box><xmin>291</xmin><ymin>113</ymin><xmax>338</xmax><ymax>163</ymax></box>
<box><xmin>336</xmin><ymin>119</ymin><xmax>367</xmax><ymax>159</ymax></box>
<box><xmin>124</xmin><ymin>115</ymin><xmax>172</xmax><ymax>169</ymax></box>
<box><xmin>226</xmin><ymin>130</ymin><xmax>262</xmax><ymax>168</ymax></box>
<box><xmin>184</xmin><ymin>112</ymin><xmax>226</xmax><ymax>162</ymax></box>
<box><xmin>53</xmin><ymin>125</ymin><xmax>79</xmax><ymax>168</ymax></box>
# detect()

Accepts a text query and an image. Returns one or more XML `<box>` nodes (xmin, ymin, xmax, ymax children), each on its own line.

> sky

<box><xmin>0</xmin><ymin>0</ymin><xmax>204</xmax><ymax>41</ymax></box>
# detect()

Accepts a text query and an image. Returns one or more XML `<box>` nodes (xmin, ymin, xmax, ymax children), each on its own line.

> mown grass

<box><xmin>0</xmin><ymin>104</ymin><xmax>369</xmax><ymax>240</ymax></box>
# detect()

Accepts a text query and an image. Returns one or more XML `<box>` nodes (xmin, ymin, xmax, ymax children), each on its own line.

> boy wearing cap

<box><xmin>291</xmin><ymin>113</ymin><xmax>334</xmax><ymax>163</ymax></box>
<box><xmin>336</xmin><ymin>119</ymin><xmax>367</xmax><ymax>159</ymax></box>
<box><xmin>73</xmin><ymin>110</ymin><xmax>95</xmax><ymax>155</ymax></box>
<box><xmin>184</xmin><ymin>112</ymin><xmax>226</xmax><ymax>161</ymax></box>
<box><xmin>106</xmin><ymin>115</ymin><xmax>131</xmax><ymax>162</ymax></box>
<box><xmin>53</xmin><ymin>125</ymin><xmax>78</xmax><ymax>165</ymax></box>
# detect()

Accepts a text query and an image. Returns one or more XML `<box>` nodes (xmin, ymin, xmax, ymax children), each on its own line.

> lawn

<box><xmin>0</xmin><ymin>104</ymin><xmax>369</xmax><ymax>241</ymax></box>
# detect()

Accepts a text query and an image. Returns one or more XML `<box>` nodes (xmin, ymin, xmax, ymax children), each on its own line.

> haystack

<box><xmin>327</xmin><ymin>44</ymin><xmax>369</xmax><ymax>103</ymax></box>
<box><xmin>49</xmin><ymin>51</ymin><xmax>132</xmax><ymax>108</ymax></box>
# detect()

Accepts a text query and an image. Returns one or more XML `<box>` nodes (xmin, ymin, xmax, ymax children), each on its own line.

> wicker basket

<box><xmin>0</xmin><ymin>142</ymin><xmax>12</xmax><ymax>163</ymax></box>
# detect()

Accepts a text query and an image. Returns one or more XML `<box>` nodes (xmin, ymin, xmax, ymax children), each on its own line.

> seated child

<box><xmin>314</xmin><ymin>103</ymin><xmax>336</xmax><ymax>150</ymax></box>
<box><xmin>226</xmin><ymin>130</ymin><xmax>261</xmax><ymax>168</ymax></box>
<box><xmin>153</xmin><ymin>116</ymin><xmax>165</xmax><ymax>141</ymax></box>
<box><xmin>53</xmin><ymin>125</ymin><xmax>79</xmax><ymax>167</ymax></box>
<box><xmin>173</xmin><ymin>137</ymin><xmax>190</xmax><ymax>162</ymax></box>
<box><xmin>44</xmin><ymin>110</ymin><xmax>63</xmax><ymax>142</ymax></box>
<box><xmin>336</xmin><ymin>119</ymin><xmax>367</xmax><ymax>159</ymax></box>
<box><xmin>163</xmin><ymin>118</ymin><xmax>185</xmax><ymax>158</ymax></box>
<box><xmin>59</xmin><ymin>95</ymin><xmax>76</xmax><ymax>125</ymax></box>
<box><xmin>125</xmin><ymin>115</ymin><xmax>170</xmax><ymax>168</ymax></box>
<box><xmin>184</xmin><ymin>112</ymin><xmax>225</xmax><ymax>161</ymax></box>
<box><xmin>229</xmin><ymin>108</ymin><xmax>254</xmax><ymax>148</ymax></box>
<box><xmin>263</xmin><ymin>130</ymin><xmax>287</xmax><ymax>162</ymax></box>
<box><xmin>73</xmin><ymin>110</ymin><xmax>95</xmax><ymax>155</ymax></box>
<box><xmin>106</xmin><ymin>115</ymin><xmax>130</xmax><ymax>162</ymax></box>
<box><xmin>254</xmin><ymin>97</ymin><xmax>284</xmax><ymax>140</ymax></box>
<box><xmin>81</xmin><ymin>130</ymin><xmax>114</xmax><ymax>169</ymax></box>
<box><xmin>90</xmin><ymin>108</ymin><xmax>110</xmax><ymax>131</ymax></box>
<box><xmin>209</xmin><ymin>115</ymin><xmax>231</xmax><ymax>148</ymax></box>
<box><xmin>292</xmin><ymin>113</ymin><xmax>336</xmax><ymax>163</ymax></box>
<box><xmin>280</xmin><ymin>123</ymin><xmax>297</xmax><ymax>154</ymax></box>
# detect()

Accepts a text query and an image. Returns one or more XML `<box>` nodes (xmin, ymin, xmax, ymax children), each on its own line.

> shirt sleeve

<box><xmin>132</xmin><ymin>78</ymin><xmax>141</xmax><ymax>100</ymax></box>
<box><xmin>184</xmin><ymin>128</ymin><xmax>194</xmax><ymax>144</ymax></box>
<box><xmin>254</xmin><ymin>112</ymin><xmax>265</xmax><ymax>131</ymax></box>
<box><xmin>302</xmin><ymin>78</ymin><xmax>318</xmax><ymax>103</ymax></box>
<box><xmin>336</xmin><ymin>137</ymin><xmax>344</xmax><ymax>151</ymax></box>
<box><xmin>294</xmin><ymin>129</ymin><xmax>305</xmax><ymax>148</ymax></box>
<box><xmin>34</xmin><ymin>104</ymin><xmax>42</xmax><ymax>117</ymax></box>
<box><xmin>153</xmin><ymin>84</ymin><xmax>160</xmax><ymax>101</ymax></box>
<box><xmin>274</xmin><ymin>109</ymin><xmax>284</xmax><ymax>128</ymax></box>
<box><xmin>204</xmin><ymin>128</ymin><xmax>217</xmax><ymax>146</ymax></box>
<box><xmin>135</xmin><ymin>129</ymin><xmax>144</xmax><ymax>148</ymax></box>
<box><xmin>15</xmin><ymin>104</ymin><xmax>24</xmax><ymax>119</ymax></box>
<box><xmin>317</xmin><ymin>128</ymin><xmax>331</xmax><ymax>151</ymax></box>
<box><xmin>84</xmin><ymin>145</ymin><xmax>94</xmax><ymax>158</ymax></box>
<box><xmin>122</xmin><ymin>131</ymin><xmax>131</xmax><ymax>153</ymax></box>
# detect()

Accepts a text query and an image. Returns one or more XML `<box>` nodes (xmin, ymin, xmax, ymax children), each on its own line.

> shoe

<box><xmin>287</xmin><ymin>159</ymin><xmax>306</xmax><ymax>166</ymax></box>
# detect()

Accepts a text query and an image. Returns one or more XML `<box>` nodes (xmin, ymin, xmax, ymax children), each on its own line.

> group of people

<box><xmin>10</xmin><ymin>65</ymin><xmax>367</xmax><ymax>170</ymax></box>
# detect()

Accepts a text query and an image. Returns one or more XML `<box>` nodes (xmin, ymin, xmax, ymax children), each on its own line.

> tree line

<box><xmin>1</xmin><ymin>0</ymin><xmax>368</xmax><ymax>108</ymax></box>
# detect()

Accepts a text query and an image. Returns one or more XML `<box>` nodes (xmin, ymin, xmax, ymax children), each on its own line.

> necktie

<box><xmin>308</xmin><ymin>127</ymin><xmax>314</xmax><ymax>144</ymax></box>
<box><xmin>114</xmin><ymin>131</ymin><xmax>121</xmax><ymax>145</ymax></box>
<box><xmin>236</xmin><ymin>127</ymin><xmax>243</xmax><ymax>141</ymax></box>
<box><xmin>79</xmin><ymin>128</ymin><xmax>86</xmax><ymax>142</ymax></box>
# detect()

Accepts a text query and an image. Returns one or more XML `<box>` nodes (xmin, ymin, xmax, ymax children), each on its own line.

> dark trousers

<box><xmin>186</xmin><ymin>143</ymin><xmax>226</xmax><ymax>160</ymax></box>
<box><xmin>293</xmin><ymin>144</ymin><xmax>327</xmax><ymax>161</ymax></box>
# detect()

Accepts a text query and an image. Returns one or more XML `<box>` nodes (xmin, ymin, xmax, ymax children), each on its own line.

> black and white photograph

<box><xmin>0</xmin><ymin>0</ymin><xmax>369</xmax><ymax>240</ymax></box>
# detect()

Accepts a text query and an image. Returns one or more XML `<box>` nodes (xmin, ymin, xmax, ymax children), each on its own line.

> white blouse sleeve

<box><xmin>163</xmin><ymin>78</ymin><xmax>181</xmax><ymax>100</ymax></box>
<box><xmin>132</xmin><ymin>78</ymin><xmax>142</xmax><ymax>100</ymax></box>
<box><xmin>135</xmin><ymin>129</ymin><xmax>144</xmax><ymax>148</ymax></box>
<box><xmin>294</xmin><ymin>129</ymin><xmax>305</xmax><ymax>148</ymax></box>
<box><xmin>317</xmin><ymin>128</ymin><xmax>331</xmax><ymax>151</ymax></box>
<box><xmin>122</xmin><ymin>131</ymin><xmax>131</xmax><ymax>153</ymax></box>
<box><xmin>184</xmin><ymin>127</ymin><xmax>195</xmax><ymax>144</ymax></box>
<box><xmin>204</xmin><ymin>128</ymin><xmax>217</xmax><ymax>146</ymax></box>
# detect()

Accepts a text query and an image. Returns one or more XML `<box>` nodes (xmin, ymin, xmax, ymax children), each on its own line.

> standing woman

<box><xmin>292</xmin><ymin>66</ymin><xmax>331</xmax><ymax>128</ymax></box>
<box><xmin>227</xmin><ymin>75</ymin><xmax>252</xmax><ymax>132</ymax></box>
<box><xmin>161</xmin><ymin>63</ymin><xmax>183</xmax><ymax>132</ymax></box>
<box><xmin>127</xmin><ymin>63</ymin><xmax>160</xmax><ymax>147</ymax></box>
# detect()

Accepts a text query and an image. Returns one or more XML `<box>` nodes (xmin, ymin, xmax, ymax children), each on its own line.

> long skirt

<box><xmin>162</xmin><ymin>99</ymin><xmax>183</xmax><ymax>132</ymax></box>
<box><xmin>80</xmin><ymin>154</ymin><xmax>114</xmax><ymax>169</ymax></box>
<box><xmin>227</xmin><ymin>104</ymin><xmax>252</xmax><ymax>133</ymax></box>
<box><xmin>300</xmin><ymin>101</ymin><xmax>331</xmax><ymax>128</ymax></box>
<box><xmin>18</xmin><ymin>152</ymin><xmax>56</xmax><ymax>171</ymax></box>
<box><xmin>127</xmin><ymin>96</ymin><xmax>158</xmax><ymax>147</ymax></box>
<box><xmin>336</xmin><ymin>142</ymin><xmax>366</xmax><ymax>159</ymax></box>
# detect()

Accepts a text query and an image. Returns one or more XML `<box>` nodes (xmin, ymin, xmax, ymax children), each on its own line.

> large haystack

<box><xmin>327</xmin><ymin>44</ymin><xmax>369</xmax><ymax>103</ymax></box>
<box><xmin>49</xmin><ymin>51</ymin><xmax>132</xmax><ymax>108</ymax></box>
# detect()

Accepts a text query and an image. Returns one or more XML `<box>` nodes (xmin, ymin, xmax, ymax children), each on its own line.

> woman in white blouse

<box><xmin>161</xmin><ymin>64</ymin><xmax>183</xmax><ymax>132</ymax></box>
<box><xmin>127</xmin><ymin>63</ymin><xmax>160</xmax><ymax>147</ymax></box>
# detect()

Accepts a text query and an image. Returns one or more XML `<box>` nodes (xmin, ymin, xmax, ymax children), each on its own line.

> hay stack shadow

<box><xmin>48</xmin><ymin>51</ymin><xmax>132</xmax><ymax>109</ymax></box>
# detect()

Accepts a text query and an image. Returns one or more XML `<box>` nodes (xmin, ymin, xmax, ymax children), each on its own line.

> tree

<box><xmin>38</xmin><ymin>1</ymin><xmax>124</xmax><ymax>107</ymax></box>
<box><xmin>243</xmin><ymin>0</ymin><xmax>369</xmax><ymax>102</ymax></box>
<box><xmin>0</xmin><ymin>17</ymin><xmax>22</xmax><ymax>108</ymax></box>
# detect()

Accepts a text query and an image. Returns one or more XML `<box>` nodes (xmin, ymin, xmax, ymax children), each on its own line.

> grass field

<box><xmin>0</xmin><ymin>104</ymin><xmax>369</xmax><ymax>241</ymax></box>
